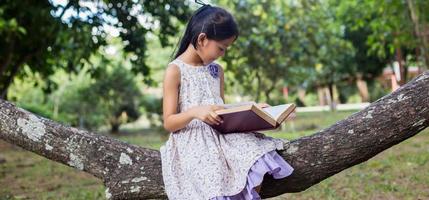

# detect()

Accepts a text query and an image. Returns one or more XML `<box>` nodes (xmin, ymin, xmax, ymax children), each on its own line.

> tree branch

<box><xmin>0</xmin><ymin>71</ymin><xmax>428</xmax><ymax>199</ymax></box>
<box><xmin>261</xmin><ymin>70</ymin><xmax>429</xmax><ymax>197</ymax></box>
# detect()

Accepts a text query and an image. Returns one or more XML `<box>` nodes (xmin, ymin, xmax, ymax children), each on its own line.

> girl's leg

<box><xmin>254</xmin><ymin>176</ymin><xmax>264</xmax><ymax>193</ymax></box>
<box><xmin>254</xmin><ymin>185</ymin><xmax>262</xmax><ymax>193</ymax></box>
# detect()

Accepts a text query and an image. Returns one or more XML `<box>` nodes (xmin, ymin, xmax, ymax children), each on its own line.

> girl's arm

<box><xmin>162</xmin><ymin>64</ymin><xmax>223</xmax><ymax>133</ymax></box>
<box><xmin>162</xmin><ymin>64</ymin><xmax>194</xmax><ymax>132</ymax></box>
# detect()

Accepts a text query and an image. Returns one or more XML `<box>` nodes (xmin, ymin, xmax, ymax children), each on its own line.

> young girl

<box><xmin>160</xmin><ymin>3</ymin><xmax>294</xmax><ymax>200</ymax></box>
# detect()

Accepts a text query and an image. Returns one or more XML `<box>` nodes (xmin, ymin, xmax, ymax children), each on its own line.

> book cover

<box><xmin>210</xmin><ymin>103</ymin><xmax>296</xmax><ymax>134</ymax></box>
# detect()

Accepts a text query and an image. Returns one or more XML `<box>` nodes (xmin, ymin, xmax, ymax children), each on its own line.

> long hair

<box><xmin>172</xmin><ymin>5</ymin><xmax>239</xmax><ymax>59</ymax></box>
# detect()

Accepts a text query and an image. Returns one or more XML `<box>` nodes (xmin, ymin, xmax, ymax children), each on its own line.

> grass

<box><xmin>269</xmin><ymin>130</ymin><xmax>429</xmax><ymax>200</ymax></box>
<box><xmin>1</xmin><ymin>110</ymin><xmax>428</xmax><ymax>200</ymax></box>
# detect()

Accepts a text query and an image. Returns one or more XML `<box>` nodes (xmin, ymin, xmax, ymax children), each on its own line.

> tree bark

<box><xmin>328</xmin><ymin>83</ymin><xmax>337</xmax><ymax>111</ymax></box>
<box><xmin>395</xmin><ymin>48</ymin><xmax>406</xmax><ymax>85</ymax></box>
<box><xmin>0</xmin><ymin>71</ymin><xmax>428</xmax><ymax>199</ymax></box>
<box><xmin>356</xmin><ymin>74</ymin><xmax>369</xmax><ymax>102</ymax></box>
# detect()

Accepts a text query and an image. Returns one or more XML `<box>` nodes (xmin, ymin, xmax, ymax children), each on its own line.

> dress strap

<box><xmin>169</xmin><ymin>59</ymin><xmax>183</xmax><ymax>68</ymax></box>
<box><xmin>168</xmin><ymin>59</ymin><xmax>185</xmax><ymax>83</ymax></box>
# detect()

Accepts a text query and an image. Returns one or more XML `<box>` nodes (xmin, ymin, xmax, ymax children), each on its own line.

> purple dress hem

<box><xmin>210</xmin><ymin>150</ymin><xmax>294</xmax><ymax>200</ymax></box>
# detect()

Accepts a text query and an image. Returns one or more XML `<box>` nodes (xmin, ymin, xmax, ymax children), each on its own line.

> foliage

<box><xmin>334</xmin><ymin>0</ymin><xmax>429</xmax><ymax>81</ymax></box>
<box><xmin>9</xmin><ymin>55</ymin><xmax>144</xmax><ymax>132</ymax></box>
<box><xmin>0</xmin><ymin>0</ymin><xmax>191</xmax><ymax>99</ymax></box>
<box><xmin>335</xmin><ymin>0</ymin><xmax>414</xmax><ymax>59</ymax></box>
<box><xmin>89</xmin><ymin>61</ymin><xmax>142</xmax><ymax>133</ymax></box>
<box><xmin>216</xmin><ymin>0</ymin><xmax>355</xmax><ymax>103</ymax></box>
<box><xmin>215</xmin><ymin>0</ymin><xmax>429</xmax><ymax>104</ymax></box>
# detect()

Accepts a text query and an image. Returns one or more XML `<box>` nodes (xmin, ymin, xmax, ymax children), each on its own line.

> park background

<box><xmin>0</xmin><ymin>0</ymin><xmax>428</xmax><ymax>199</ymax></box>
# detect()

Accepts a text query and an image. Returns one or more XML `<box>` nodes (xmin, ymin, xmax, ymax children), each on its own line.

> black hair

<box><xmin>173</xmin><ymin>5</ymin><xmax>239</xmax><ymax>59</ymax></box>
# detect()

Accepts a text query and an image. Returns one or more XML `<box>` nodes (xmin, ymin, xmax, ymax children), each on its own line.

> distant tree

<box><xmin>53</xmin><ymin>58</ymin><xmax>142</xmax><ymax>133</ymax></box>
<box><xmin>335</xmin><ymin>0</ymin><xmax>429</xmax><ymax>84</ymax></box>
<box><xmin>0</xmin><ymin>0</ymin><xmax>191</xmax><ymax>99</ymax></box>
<box><xmin>217</xmin><ymin>0</ymin><xmax>353</xmax><ymax>106</ymax></box>
<box><xmin>88</xmin><ymin>61</ymin><xmax>142</xmax><ymax>133</ymax></box>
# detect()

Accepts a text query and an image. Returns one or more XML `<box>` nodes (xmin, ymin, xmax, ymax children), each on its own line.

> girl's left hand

<box><xmin>256</xmin><ymin>103</ymin><xmax>271</xmax><ymax>108</ymax></box>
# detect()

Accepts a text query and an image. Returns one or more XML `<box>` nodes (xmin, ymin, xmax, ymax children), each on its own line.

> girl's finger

<box><xmin>208</xmin><ymin>115</ymin><xmax>220</xmax><ymax>125</ymax></box>
<box><xmin>210</xmin><ymin>112</ymin><xmax>223</xmax><ymax>123</ymax></box>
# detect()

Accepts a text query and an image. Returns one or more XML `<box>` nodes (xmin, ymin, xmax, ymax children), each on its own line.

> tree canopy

<box><xmin>0</xmin><ymin>0</ymin><xmax>191</xmax><ymax>99</ymax></box>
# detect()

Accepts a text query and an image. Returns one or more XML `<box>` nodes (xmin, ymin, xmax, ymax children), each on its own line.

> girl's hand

<box><xmin>188</xmin><ymin>105</ymin><xmax>225</xmax><ymax>125</ymax></box>
<box><xmin>256</xmin><ymin>103</ymin><xmax>271</xmax><ymax>108</ymax></box>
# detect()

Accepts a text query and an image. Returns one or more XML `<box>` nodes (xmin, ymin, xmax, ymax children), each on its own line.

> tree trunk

<box><xmin>0</xmin><ymin>40</ymin><xmax>14</xmax><ymax>77</ymax></box>
<box><xmin>297</xmin><ymin>87</ymin><xmax>306</xmax><ymax>106</ymax></box>
<box><xmin>317</xmin><ymin>86</ymin><xmax>332</xmax><ymax>106</ymax></box>
<box><xmin>109</xmin><ymin>117</ymin><xmax>121</xmax><ymax>134</ymax></box>
<box><xmin>324</xmin><ymin>86</ymin><xmax>332</xmax><ymax>107</ymax></box>
<box><xmin>317</xmin><ymin>86</ymin><xmax>326</xmax><ymax>106</ymax></box>
<box><xmin>255</xmin><ymin>71</ymin><xmax>262</xmax><ymax>102</ymax></box>
<box><xmin>264</xmin><ymin>83</ymin><xmax>276</xmax><ymax>104</ymax></box>
<box><xmin>0</xmin><ymin>52</ymin><xmax>33</xmax><ymax>100</ymax></box>
<box><xmin>0</xmin><ymin>71</ymin><xmax>428</xmax><ymax>199</ymax></box>
<box><xmin>328</xmin><ymin>83</ymin><xmax>337</xmax><ymax>111</ymax></box>
<box><xmin>0</xmin><ymin>63</ymin><xmax>21</xmax><ymax>100</ymax></box>
<box><xmin>407</xmin><ymin>0</ymin><xmax>429</xmax><ymax>68</ymax></box>
<box><xmin>111</xmin><ymin>123</ymin><xmax>120</xmax><ymax>134</ymax></box>
<box><xmin>356</xmin><ymin>75</ymin><xmax>370</xmax><ymax>102</ymax></box>
<box><xmin>396</xmin><ymin>48</ymin><xmax>407</xmax><ymax>85</ymax></box>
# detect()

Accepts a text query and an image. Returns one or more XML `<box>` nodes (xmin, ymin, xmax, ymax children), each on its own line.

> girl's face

<box><xmin>196</xmin><ymin>34</ymin><xmax>236</xmax><ymax>65</ymax></box>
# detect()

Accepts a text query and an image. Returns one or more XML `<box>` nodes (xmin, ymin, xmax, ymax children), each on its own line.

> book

<box><xmin>209</xmin><ymin>102</ymin><xmax>296</xmax><ymax>134</ymax></box>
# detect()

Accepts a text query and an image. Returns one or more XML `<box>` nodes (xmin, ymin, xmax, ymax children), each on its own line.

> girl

<box><xmin>160</xmin><ymin>2</ymin><xmax>294</xmax><ymax>200</ymax></box>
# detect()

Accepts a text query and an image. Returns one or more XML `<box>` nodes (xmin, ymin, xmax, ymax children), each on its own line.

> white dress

<box><xmin>160</xmin><ymin>59</ymin><xmax>293</xmax><ymax>200</ymax></box>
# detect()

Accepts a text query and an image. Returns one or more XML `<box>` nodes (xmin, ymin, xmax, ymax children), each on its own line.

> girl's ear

<box><xmin>197</xmin><ymin>33</ymin><xmax>208</xmax><ymax>48</ymax></box>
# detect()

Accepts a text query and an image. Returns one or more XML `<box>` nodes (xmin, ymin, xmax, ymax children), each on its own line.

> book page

<box><xmin>262</xmin><ymin>104</ymin><xmax>291</xmax><ymax>120</ymax></box>
<box><xmin>221</xmin><ymin>101</ymin><xmax>256</xmax><ymax>109</ymax></box>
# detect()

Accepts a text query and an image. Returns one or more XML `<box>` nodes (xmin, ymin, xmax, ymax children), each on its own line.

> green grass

<box><xmin>0</xmin><ymin>146</ymin><xmax>105</xmax><ymax>200</ymax></box>
<box><xmin>1</xmin><ymin>110</ymin><xmax>428</xmax><ymax>200</ymax></box>
<box><xmin>270</xmin><ymin>131</ymin><xmax>429</xmax><ymax>200</ymax></box>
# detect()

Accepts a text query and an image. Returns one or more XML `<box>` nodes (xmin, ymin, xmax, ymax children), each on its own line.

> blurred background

<box><xmin>0</xmin><ymin>0</ymin><xmax>428</xmax><ymax>199</ymax></box>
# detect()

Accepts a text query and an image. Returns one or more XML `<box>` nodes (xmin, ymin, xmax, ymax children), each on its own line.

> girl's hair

<box><xmin>173</xmin><ymin>5</ymin><xmax>239</xmax><ymax>59</ymax></box>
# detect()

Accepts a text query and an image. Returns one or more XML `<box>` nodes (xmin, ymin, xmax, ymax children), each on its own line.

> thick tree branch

<box><xmin>0</xmin><ymin>105</ymin><xmax>164</xmax><ymax>199</ymax></box>
<box><xmin>261</xmin><ymin>70</ymin><xmax>429</xmax><ymax>198</ymax></box>
<box><xmin>0</xmin><ymin>71</ymin><xmax>428</xmax><ymax>199</ymax></box>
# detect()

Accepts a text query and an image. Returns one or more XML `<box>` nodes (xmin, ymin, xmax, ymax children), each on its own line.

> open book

<box><xmin>209</xmin><ymin>102</ymin><xmax>296</xmax><ymax>134</ymax></box>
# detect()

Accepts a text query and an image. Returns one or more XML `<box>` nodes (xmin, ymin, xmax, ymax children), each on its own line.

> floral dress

<box><xmin>160</xmin><ymin>59</ymin><xmax>294</xmax><ymax>200</ymax></box>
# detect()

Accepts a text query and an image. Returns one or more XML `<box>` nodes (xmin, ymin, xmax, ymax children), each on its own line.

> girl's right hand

<box><xmin>188</xmin><ymin>105</ymin><xmax>224</xmax><ymax>125</ymax></box>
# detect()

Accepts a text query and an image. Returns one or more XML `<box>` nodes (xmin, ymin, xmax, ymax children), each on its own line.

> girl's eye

<box><xmin>218</xmin><ymin>47</ymin><xmax>225</xmax><ymax>51</ymax></box>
